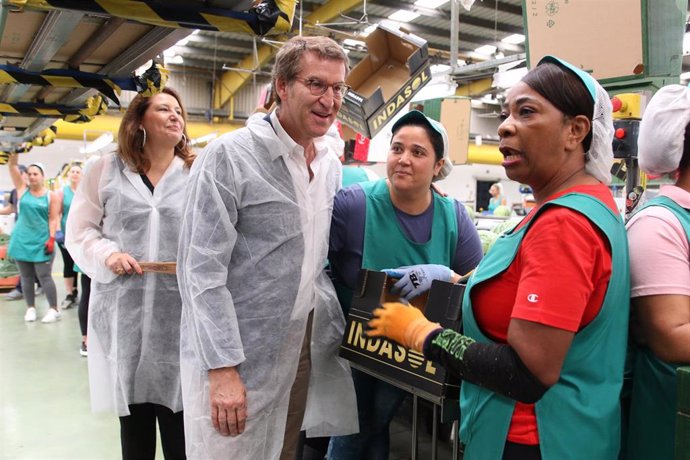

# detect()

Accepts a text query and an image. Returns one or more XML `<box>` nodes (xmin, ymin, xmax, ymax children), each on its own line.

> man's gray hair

<box><xmin>272</xmin><ymin>35</ymin><xmax>349</xmax><ymax>105</ymax></box>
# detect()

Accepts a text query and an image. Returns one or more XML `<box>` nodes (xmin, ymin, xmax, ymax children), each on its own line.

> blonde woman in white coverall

<box><xmin>67</xmin><ymin>87</ymin><xmax>194</xmax><ymax>460</ymax></box>
<box><xmin>177</xmin><ymin>36</ymin><xmax>358</xmax><ymax>460</ymax></box>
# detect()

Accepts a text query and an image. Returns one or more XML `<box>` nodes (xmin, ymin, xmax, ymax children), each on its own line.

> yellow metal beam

<box><xmin>454</xmin><ymin>77</ymin><xmax>493</xmax><ymax>97</ymax></box>
<box><xmin>54</xmin><ymin>115</ymin><xmax>242</xmax><ymax>141</ymax></box>
<box><xmin>213</xmin><ymin>0</ymin><xmax>362</xmax><ymax>110</ymax></box>
<box><xmin>467</xmin><ymin>143</ymin><xmax>503</xmax><ymax>165</ymax></box>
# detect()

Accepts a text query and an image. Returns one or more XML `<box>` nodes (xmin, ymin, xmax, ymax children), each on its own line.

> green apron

<box><xmin>460</xmin><ymin>193</ymin><xmax>630</xmax><ymax>460</ymax></box>
<box><xmin>8</xmin><ymin>189</ymin><xmax>51</xmax><ymax>263</ymax></box>
<box><xmin>335</xmin><ymin>179</ymin><xmax>458</xmax><ymax>313</ymax></box>
<box><xmin>627</xmin><ymin>196</ymin><xmax>690</xmax><ymax>460</ymax></box>
<box><xmin>60</xmin><ymin>185</ymin><xmax>74</xmax><ymax>236</ymax></box>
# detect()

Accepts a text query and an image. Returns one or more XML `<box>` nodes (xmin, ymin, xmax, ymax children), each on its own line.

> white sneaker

<box><xmin>35</xmin><ymin>287</ymin><xmax>44</xmax><ymax>297</ymax></box>
<box><xmin>41</xmin><ymin>309</ymin><xmax>61</xmax><ymax>323</ymax></box>
<box><xmin>5</xmin><ymin>288</ymin><xmax>23</xmax><ymax>300</ymax></box>
<box><xmin>60</xmin><ymin>294</ymin><xmax>76</xmax><ymax>309</ymax></box>
<box><xmin>24</xmin><ymin>307</ymin><xmax>37</xmax><ymax>322</ymax></box>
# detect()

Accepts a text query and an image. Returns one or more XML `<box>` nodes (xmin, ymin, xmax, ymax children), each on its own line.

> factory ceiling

<box><xmin>0</xmin><ymin>0</ymin><xmax>687</xmax><ymax>149</ymax></box>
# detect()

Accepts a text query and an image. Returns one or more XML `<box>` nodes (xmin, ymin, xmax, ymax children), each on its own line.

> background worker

<box><xmin>368</xmin><ymin>56</ymin><xmax>629</xmax><ymax>460</ymax></box>
<box><xmin>55</xmin><ymin>162</ymin><xmax>82</xmax><ymax>309</ymax></box>
<box><xmin>0</xmin><ymin>163</ymin><xmax>42</xmax><ymax>301</ymax></box>
<box><xmin>625</xmin><ymin>84</ymin><xmax>690</xmax><ymax>460</ymax></box>
<box><xmin>488</xmin><ymin>182</ymin><xmax>507</xmax><ymax>214</ymax></box>
<box><xmin>7</xmin><ymin>155</ymin><xmax>60</xmax><ymax>323</ymax></box>
<box><xmin>327</xmin><ymin>110</ymin><xmax>482</xmax><ymax>460</ymax></box>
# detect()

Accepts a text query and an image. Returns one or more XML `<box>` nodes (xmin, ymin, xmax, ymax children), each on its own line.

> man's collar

<box><xmin>269</xmin><ymin>110</ymin><xmax>331</xmax><ymax>159</ymax></box>
<box><xmin>270</xmin><ymin>110</ymin><xmax>299</xmax><ymax>158</ymax></box>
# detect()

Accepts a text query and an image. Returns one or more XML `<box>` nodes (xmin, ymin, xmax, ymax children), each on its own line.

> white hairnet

<box><xmin>28</xmin><ymin>162</ymin><xmax>46</xmax><ymax>175</ymax></box>
<box><xmin>638</xmin><ymin>84</ymin><xmax>690</xmax><ymax>175</ymax></box>
<box><xmin>537</xmin><ymin>56</ymin><xmax>614</xmax><ymax>184</ymax></box>
<box><xmin>586</xmin><ymin>83</ymin><xmax>615</xmax><ymax>184</ymax></box>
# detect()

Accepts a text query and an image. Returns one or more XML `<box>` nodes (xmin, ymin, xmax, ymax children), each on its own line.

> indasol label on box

<box><xmin>340</xmin><ymin>310</ymin><xmax>458</xmax><ymax>399</ymax></box>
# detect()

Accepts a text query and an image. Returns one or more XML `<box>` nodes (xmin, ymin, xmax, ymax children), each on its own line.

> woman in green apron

<box><xmin>626</xmin><ymin>84</ymin><xmax>690</xmax><ymax>460</ymax></box>
<box><xmin>327</xmin><ymin>110</ymin><xmax>483</xmax><ymax>459</ymax></box>
<box><xmin>367</xmin><ymin>56</ymin><xmax>630</xmax><ymax>460</ymax></box>
<box><xmin>56</xmin><ymin>162</ymin><xmax>82</xmax><ymax>309</ymax></box>
<box><xmin>7</xmin><ymin>153</ymin><xmax>61</xmax><ymax>323</ymax></box>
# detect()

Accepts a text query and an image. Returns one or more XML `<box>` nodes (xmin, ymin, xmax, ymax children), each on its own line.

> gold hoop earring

<box><xmin>177</xmin><ymin>133</ymin><xmax>187</xmax><ymax>150</ymax></box>
<box><xmin>140</xmin><ymin>127</ymin><xmax>147</xmax><ymax>149</ymax></box>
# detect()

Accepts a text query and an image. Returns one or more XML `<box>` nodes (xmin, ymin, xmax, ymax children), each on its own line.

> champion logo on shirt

<box><xmin>527</xmin><ymin>293</ymin><xmax>539</xmax><ymax>303</ymax></box>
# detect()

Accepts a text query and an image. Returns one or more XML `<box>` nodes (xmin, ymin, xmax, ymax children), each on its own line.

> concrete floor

<box><xmin>0</xmin><ymin>272</ymin><xmax>127</xmax><ymax>459</ymax></box>
<box><xmin>0</xmin><ymin>260</ymin><xmax>461</xmax><ymax>460</ymax></box>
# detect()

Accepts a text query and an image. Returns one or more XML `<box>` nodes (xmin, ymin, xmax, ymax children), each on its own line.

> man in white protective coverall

<box><xmin>177</xmin><ymin>35</ymin><xmax>359</xmax><ymax>460</ymax></box>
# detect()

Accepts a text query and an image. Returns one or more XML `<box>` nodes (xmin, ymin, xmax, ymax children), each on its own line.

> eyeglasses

<box><xmin>296</xmin><ymin>78</ymin><xmax>350</xmax><ymax>99</ymax></box>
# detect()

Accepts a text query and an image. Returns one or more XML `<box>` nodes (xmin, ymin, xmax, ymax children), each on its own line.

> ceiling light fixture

<box><xmin>360</xmin><ymin>24</ymin><xmax>378</xmax><ymax>37</ymax></box>
<box><xmin>343</xmin><ymin>38</ymin><xmax>366</xmax><ymax>48</ymax></box>
<box><xmin>176</xmin><ymin>37</ymin><xmax>191</xmax><ymax>47</ymax></box>
<box><xmin>431</xmin><ymin>64</ymin><xmax>451</xmax><ymax>74</ymax></box>
<box><xmin>414</xmin><ymin>0</ymin><xmax>449</xmax><ymax>8</ymax></box>
<box><xmin>388</xmin><ymin>10</ymin><xmax>420</xmax><ymax>22</ymax></box>
<box><xmin>474</xmin><ymin>45</ymin><xmax>497</xmax><ymax>55</ymax></box>
<box><xmin>501</xmin><ymin>34</ymin><xmax>525</xmax><ymax>45</ymax></box>
<box><xmin>167</xmin><ymin>55</ymin><xmax>184</xmax><ymax>65</ymax></box>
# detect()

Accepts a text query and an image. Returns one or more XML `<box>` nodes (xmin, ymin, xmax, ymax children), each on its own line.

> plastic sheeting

<box><xmin>177</xmin><ymin>116</ymin><xmax>357</xmax><ymax>459</ymax></box>
<box><xmin>66</xmin><ymin>154</ymin><xmax>189</xmax><ymax>416</ymax></box>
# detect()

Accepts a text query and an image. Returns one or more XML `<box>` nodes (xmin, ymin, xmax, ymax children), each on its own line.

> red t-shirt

<box><xmin>471</xmin><ymin>184</ymin><xmax>616</xmax><ymax>445</ymax></box>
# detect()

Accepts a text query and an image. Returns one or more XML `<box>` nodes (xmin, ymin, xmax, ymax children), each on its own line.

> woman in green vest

<box><xmin>367</xmin><ymin>56</ymin><xmax>630</xmax><ymax>460</ymax></box>
<box><xmin>56</xmin><ymin>162</ymin><xmax>82</xmax><ymax>309</ymax></box>
<box><xmin>327</xmin><ymin>110</ymin><xmax>483</xmax><ymax>459</ymax></box>
<box><xmin>625</xmin><ymin>84</ymin><xmax>690</xmax><ymax>460</ymax></box>
<box><xmin>7</xmin><ymin>153</ymin><xmax>61</xmax><ymax>323</ymax></box>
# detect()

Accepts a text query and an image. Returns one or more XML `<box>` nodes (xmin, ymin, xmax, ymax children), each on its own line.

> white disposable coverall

<box><xmin>177</xmin><ymin>116</ymin><xmax>358</xmax><ymax>459</ymax></box>
<box><xmin>66</xmin><ymin>153</ymin><xmax>188</xmax><ymax>416</ymax></box>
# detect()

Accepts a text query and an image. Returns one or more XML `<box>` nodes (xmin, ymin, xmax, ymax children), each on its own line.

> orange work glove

<box><xmin>366</xmin><ymin>302</ymin><xmax>442</xmax><ymax>352</ymax></box>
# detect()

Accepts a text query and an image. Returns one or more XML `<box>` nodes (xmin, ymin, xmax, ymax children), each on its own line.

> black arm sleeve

<box><xmin>423</xmin><ymin>329</ymin><xmax>550</xmax><ymax>404</ymax></box>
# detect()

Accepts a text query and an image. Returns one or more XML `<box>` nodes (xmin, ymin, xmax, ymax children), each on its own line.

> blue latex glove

<box><xmin>382</xmin><ymin>264</ymin><xmax>452</xmax><ymax>300</ymax></box>
<box><xmin>55</xmin><ymin>230</ymin><xmax>65</xmax><ymax>245</ymax></box>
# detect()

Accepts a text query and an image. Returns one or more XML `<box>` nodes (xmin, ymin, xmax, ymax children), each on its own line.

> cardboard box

<box><xmin>337</xmin><ymin>23</ymin><xmax>431</xmax><ymax>139</ymax></box>
<box><xmin>524</xmin><ymin>0</ymin><xmax>685</xmax><ymax>87</ymax></box>
<box><xmin>413</xmin><ymin>97</ymin><xmax>472</xmax><ymax>165</ymax></box>
<box><xmin>339</xmin><ymin>269</ymin><xmax>464</xmax><ymax>409</ymax></box>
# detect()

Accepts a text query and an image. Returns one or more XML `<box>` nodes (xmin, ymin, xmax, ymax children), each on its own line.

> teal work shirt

<box><xmin>8</xmin><ymin>190</ymin><xmax>51</xmax><ymax>263</ymax></box>
<box><xmin>460</xmin><ymin>193</ymin><xmax>630</xmax><ymax>460</ymax></box>
<box><xmin>627</xmin><ymin>196</ymin><xmax>690</xmax><ymax>460</ymax></box>
<box><xmin>60</xmin><ymin>185</ymin><xmax>74</xmax><ymax>237</ymax></box>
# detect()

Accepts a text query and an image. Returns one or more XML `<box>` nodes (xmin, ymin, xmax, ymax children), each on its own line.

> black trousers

<box><xmin>78</xmin><ymin>274</ymin><xmax>90</xmax><ymax>336</ymax></box>
<box><xmin>119</xmin><ymin>403</ymin><xmax>185</xmax><ymax>460</ymax></box>
<box><xmin>503</xmin><ymin>441</ymin><xmax>542</xmax><ymax>460</ymax></box>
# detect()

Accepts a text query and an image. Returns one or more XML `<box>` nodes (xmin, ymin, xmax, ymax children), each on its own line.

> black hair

<box><xmin>391</xmin><ymin>121</ymin><xmax>444</xmax><ymax>162</ymax></box>
<box><xmin>522</xmin><ymin>63</ymin><xmax>594</xmax><ymax>152</ymax></box>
